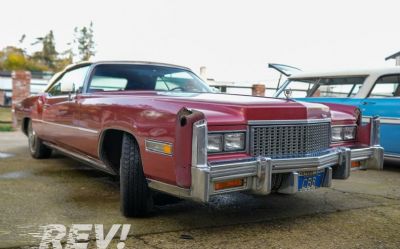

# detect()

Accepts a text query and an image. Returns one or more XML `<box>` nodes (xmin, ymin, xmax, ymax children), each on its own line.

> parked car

<box><xmin>272</xmin><ymin>64</ymin><xmax>400</xmax><ymax>159</ymax></box>
<box><xmin>15</xmin><ymin>61</ymin><xmax>383</xmax><ymax>217</ymax></box>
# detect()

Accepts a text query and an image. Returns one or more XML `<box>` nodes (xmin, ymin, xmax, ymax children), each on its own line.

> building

<box><xmin>0</xmin><ymin>71</ymin><xmax>52</xmax><ymax>106</ymax></box>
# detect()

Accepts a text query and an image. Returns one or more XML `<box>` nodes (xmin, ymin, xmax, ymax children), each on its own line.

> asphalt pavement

<box><xmin>0</xmin><ymin>131</ymin><xmax>399</xmax><ymax>249</ymax></box>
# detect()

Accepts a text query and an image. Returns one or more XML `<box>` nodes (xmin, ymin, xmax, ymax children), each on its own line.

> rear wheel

<box><xmin>120</xmin><ymin>133</ymin><xmax>153</xmax><ymax>217</ymax></box>
<box><xmin>27</xmin><ymin>120</ymin><xmax>52</xmax><ymax>159</ymax></box>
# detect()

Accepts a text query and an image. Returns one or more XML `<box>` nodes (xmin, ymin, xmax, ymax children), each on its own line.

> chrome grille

<box><xmin>250</xmin><ymin>122</ymin><xmax>331</xmax><ymax>159</ymax></box>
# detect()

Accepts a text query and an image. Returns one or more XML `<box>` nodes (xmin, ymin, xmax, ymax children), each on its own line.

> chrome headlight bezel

<box><xmin>331</xmin><ymin>125</ymin><xmax>357</xmax><ymax>142</ymax></box>
<box><xmin>207</xmin><ymin>131</ymin><xmax>246</xmax><ymax>153</ymax></box>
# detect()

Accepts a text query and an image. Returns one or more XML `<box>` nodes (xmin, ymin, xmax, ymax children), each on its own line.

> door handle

<box><xmin>362</xmin><ymin>101</ymin><xmax>375</xmax><ymax>105</ymax></box>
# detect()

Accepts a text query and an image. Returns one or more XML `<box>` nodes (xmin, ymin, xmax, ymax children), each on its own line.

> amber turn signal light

<box><xmin>214</xmin><ymin>179</ymin><xmax>244</xmax><ymax>191</ymax></box>
<box><xmin>162</xmin><ymin>144</ymin><xmax>172</xmax><ymax>154</ymax></box>
<box><xmin>351</xmin><ymin>161</ymin><xmax>361</xmax><ymax>167</ymax></box>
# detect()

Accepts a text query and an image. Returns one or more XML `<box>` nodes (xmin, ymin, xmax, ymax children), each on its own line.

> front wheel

<box><xmin>120</xmin><ymin>133</ymin><xmax>153</xmax><ymax>217</ymax></box>
<box><xmin>27</xmin><ymin>120</ymin><xmax>52</xmax><ymax>159</ymax></box>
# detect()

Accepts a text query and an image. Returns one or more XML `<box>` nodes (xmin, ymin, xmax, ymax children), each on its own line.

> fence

<box><xmin>209</xmin><ymin>83</ymin><xmax>280</xmax><ymax>97</ymax></box>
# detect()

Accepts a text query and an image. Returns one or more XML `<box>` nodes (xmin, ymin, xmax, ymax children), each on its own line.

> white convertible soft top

<box><xmin>286</xmin><ymin>67</ymin><xmax>400</xmax><ymax>98</ymax></box>
<box><xmin>289</xmin><ymin>67</ymin><xmax>400</xmax><ymax>79</ymax></box>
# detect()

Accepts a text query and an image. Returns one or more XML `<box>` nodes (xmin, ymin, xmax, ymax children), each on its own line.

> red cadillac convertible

<box><xmin>15</xmin><ymin>61</ymin><xmax>383</xmax><ymax>217</ymax></box>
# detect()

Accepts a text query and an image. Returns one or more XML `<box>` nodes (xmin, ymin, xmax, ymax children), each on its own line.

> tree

<box><xmin>31</xmin><ymin>30</ymin><xmax>58</xmax><ymax>70</ymax></box>
<box><xmin>0</xmin><ymin>24</ymin><xmax>97</xmax><ymax>72</ymax></box>
<box><xmin>0</xmin><ymin>46</ymin><xmax>27</xmax><ymax>71</ymax></box>
<box><xmin>74</xmin><ymin>22</ymin><xmax>96</xmax><ymax>61</ymax></box>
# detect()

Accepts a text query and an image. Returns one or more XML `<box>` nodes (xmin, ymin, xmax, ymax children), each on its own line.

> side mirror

<box><xmin>210</xmin><ymin>87</ymin><xmax>221</xmax><ymax>93</ymax></box>
<box><xmin>37</xmin><ymin>93</ymin><xmax>49</xmax><ymax>113</ymax></box>
<box><xmin>60</xmin><ymin>81</ymin><xmax>75</xmax><ymax>93</ymax></box>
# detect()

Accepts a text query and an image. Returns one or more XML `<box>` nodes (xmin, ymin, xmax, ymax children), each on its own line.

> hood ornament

<box><xmin>284</xmin><ymin>89</ymin><xmax>292</xmax><ymax>99</ymax></box>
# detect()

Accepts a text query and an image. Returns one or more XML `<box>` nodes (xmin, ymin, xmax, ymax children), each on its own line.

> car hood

<box><xmin>153</xmin><ymin>92</ymin><xmax>331</xmax><ymax>125</ymax></box>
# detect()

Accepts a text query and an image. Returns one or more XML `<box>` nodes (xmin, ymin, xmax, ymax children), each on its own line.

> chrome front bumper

<box><xmin>147</xmin><ymin>117</ymin><xmax>384</xmax><ymax>203</ymax></box>
<box><xmin>191</xmin><ymin>145</ymin><xmax>383</xmax><ymax>202</ymax></box>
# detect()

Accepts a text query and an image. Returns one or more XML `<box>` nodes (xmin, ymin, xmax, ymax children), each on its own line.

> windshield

<box><xmin>277</xmin><ymin>78</ymin><xmax>318</xmax><ymax>98</ymax></box>
<box><xmin>88</xmin><ymin>64</ymin><xmax>212</xmax><ymax>93</ymax></box>
<box><xmin>268</xmin><ymin>63</ymin><xmax>302</xmax><ymax>76</ymax></box>
<box><xmin>278</xmin><ymin>76</ymin><xmax>366</xmax><ymax>98</ymax></box>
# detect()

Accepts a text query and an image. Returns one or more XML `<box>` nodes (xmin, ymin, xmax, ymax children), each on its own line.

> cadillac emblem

<box><xmin>284</xmin><ymin>89</ymin><xmax>292</xmax><ymax>99</ymax></box>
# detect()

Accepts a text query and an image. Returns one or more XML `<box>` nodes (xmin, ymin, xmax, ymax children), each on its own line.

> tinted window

<box><xmin>369</xmin><ymin>75</ymin><xmax>400</xmax><ymax>98</ymax></box>
<box><xmin>88</xmin><ymin>64</ymin><xmax>211</xmax><ymax>93</ymax></box>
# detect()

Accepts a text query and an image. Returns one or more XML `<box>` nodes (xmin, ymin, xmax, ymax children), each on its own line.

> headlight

<box><xmin>331</xmin><ymin>126</ymin><xmax>356</xmax><ymax>142</ymax></box>
<box><xmin>207</xmin><ymin>134</ymin><xmax>223</xmax><ymax>152</ymax></box>
<box><xmin>331</xmin><ymin>127</ymin><xmax>343</xmax><ymax>142</ymax></box>
<box><xmin>207</xmin><ymin>132</ymin><xmax>246</xmax><ymax>153</ymax></box>
<box><xmin>343</xmin><ymin>126</ymin><xmax>356</xmax><ymax>140</ymax></box>
<box><xmin>224</xmin><ymin>133</ymin><xmax>245</xmax><ymax>151</ymax></box>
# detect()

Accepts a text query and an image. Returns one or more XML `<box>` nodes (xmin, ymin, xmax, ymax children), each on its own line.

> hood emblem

<box><xmin>284</xmin><ymin>89</ymin><xmax>292</xmax><ymax>99</ymax></box>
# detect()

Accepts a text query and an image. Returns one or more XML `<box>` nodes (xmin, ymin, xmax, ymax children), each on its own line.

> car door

<box><xmin>360</xmin><ymin>74</ymin><xmax>400</xmax><ymax>157</ymax></box>
<box><xmin>75</xmin><ymin>67</ymin><xmax>130</xmax><ymax>159</ymax></box>
<box><xmin>41</xmin><ymin>66</ymin><xmax>90</xmax><ymax>151</ymax></box>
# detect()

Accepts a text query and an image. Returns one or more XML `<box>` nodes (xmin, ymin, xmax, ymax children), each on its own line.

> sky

<box><xmin>1</xmin><ymin>0</ymin><xmax>399</xmax><ymax>84</ymax></box>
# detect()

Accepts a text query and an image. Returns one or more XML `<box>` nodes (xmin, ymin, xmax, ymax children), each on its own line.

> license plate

<box><xmin>298</xmin><ymin>170</ymin><xmax>325</xmax><ymax>191</ymax></box>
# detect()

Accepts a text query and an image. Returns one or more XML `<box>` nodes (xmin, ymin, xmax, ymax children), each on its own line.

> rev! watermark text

<box><xmin>38</xmin><ymin>224</ymin><xmax>131</xmax><ymax>249</ymax></box>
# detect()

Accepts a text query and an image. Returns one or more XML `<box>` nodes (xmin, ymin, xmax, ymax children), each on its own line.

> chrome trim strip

<box><xmin>248</xmin><ymin>118</ymin><xmax>331</xmax><ymax>125</ymax></box>
<box><xmin>43</xmin><ymin>142</ymin><xmax>115</xmax><ymax>174</ymax></box>
<box><xmin>271</xmin><ymin>152</ymin><xmax>339</xmax><ymax>171</ymax></box>
<box><xmin>191</xmin><ymin>119</ymin><xmax>210</xmax><ymax>202</ymax></box>
<box><xmin>147</xmin><ymin>179</ymin><xmax>191</xmax><ymax>198</ymax></box>
<box><xmin>209</xmin><ymin>160</ymin><xmax>259</xmax><ymax>181</ymax></box>
<box><xmin>380</xmin><ymin>118</ymin><xmax>400</xmax><ymax>124</ymax></box>
<box><xmin>363</xmin><ymin>116</ymin><xmax>400</xmax><ymax>125</ymax></box>
<box><xmin>192</xmin><ymin>119</ymin><xmax>208</xmax><ymax>168</ymax></box>
<box><xmin>385</xmin><ymin>153</ymin><xmax>400</xmax><ymax>159</ymax></box>
<box><xmin>370</xmin><ymin>117</ymin><xmax>380</xmax><ymax>146</ymax></box>
<box><xmin>331</xmin><ymin>124</ymin><xmax>357</xmax><ymax>128</ymax></box>
<box><xmin>362</xmin><ymin>117</ymin><xmax>371</xmax><ymax>123</ymax></box>
<box><xmin>32</xmin><ymin>119</ymin><xmax>99</xmax><ymax>134</ymax></box>
<box><xmin>350</xmin><ymin>148</ymin><xmax>374</xmax><ymax>161</ymax></box>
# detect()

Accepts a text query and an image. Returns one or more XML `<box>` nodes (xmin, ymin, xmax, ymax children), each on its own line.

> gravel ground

<box><xmin>0</xmin><ymin>131</ymin><xmax>399</xmax><ymax>249</ymax></box>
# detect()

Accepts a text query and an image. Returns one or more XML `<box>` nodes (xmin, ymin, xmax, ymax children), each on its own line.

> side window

<box><xmin>47</xmin><ymin>81</ymin><xmax>62</xmax><ymax>96</ymax></box>
<box><xmin>310</xmin><ymin>77</ymin><xmax>366</xmax><ymax>97</ymax></box>
<box><xmin>46</xmin><ymin>66</ymin><xmax>89</xmax><ymax>96</ymax></box>
<box><xmin>369</xmin><ymin>75</ymin><xmax>400</xmax><ymax>98</ymax></box>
